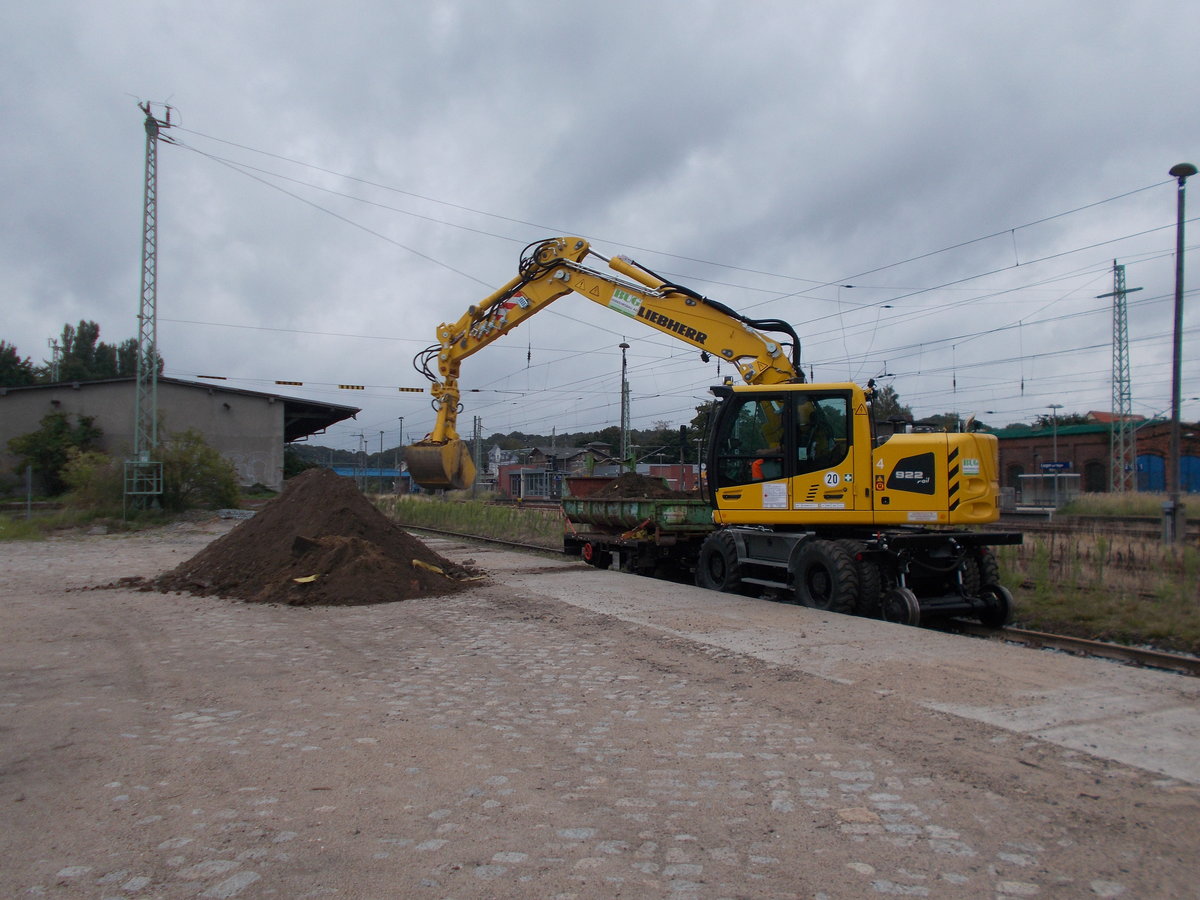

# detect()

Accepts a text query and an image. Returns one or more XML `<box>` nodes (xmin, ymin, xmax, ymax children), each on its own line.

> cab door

<box><xmin>709</xmin><ymin>391</ymin><xmax>790</xmax><ymax>523</ymax></box>
<box><xmin>787</xmin><ymin>391</ymin><xmax>857</xmax><ymax>519</ymax></box>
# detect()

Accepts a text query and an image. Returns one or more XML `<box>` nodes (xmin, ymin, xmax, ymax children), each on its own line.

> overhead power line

<box><xmin>173</xmin><ymin>125</ymin><xmax>1175</xmax><ymax>296</ymax></box>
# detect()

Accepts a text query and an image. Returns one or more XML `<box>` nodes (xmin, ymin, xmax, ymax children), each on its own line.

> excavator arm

<box><xmin>407</xmin><ymin>237</ymin><xmax>805</xmax><ymax>489</ymax></box>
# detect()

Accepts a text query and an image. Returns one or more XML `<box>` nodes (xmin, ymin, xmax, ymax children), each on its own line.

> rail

<box><xmin>949</xmin><ymin>621</ymin><xmax>1200</xmax><ymax>677</ymax></box>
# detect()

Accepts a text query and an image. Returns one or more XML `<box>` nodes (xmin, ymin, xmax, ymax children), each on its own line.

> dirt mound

<box><xmin>592</xmin><ymin>472</ymin><xmax>695</xmax><ymax>499</ymax></box>
<box><xmin>150</xmin><ymin>467</ymin><xmax>480</xmax><ymax>605</ymax></box>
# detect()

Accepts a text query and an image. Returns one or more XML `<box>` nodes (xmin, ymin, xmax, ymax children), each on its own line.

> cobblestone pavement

<box><xmin>1</xmin><ymin>522</ymin><xmax>1197</xmax><ymax>898</ymax></box>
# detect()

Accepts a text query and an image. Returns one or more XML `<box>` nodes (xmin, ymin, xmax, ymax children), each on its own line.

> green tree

<box><xmin>7</xmin><ymin>411</ymin><xmax>103</xmax><ymax>495</ymax></box>
<box><xmin>1033</xmin><ymin>411</ymin><xmax>1090</xmax><ymax>429</ymax></box>
<box><xmin>688</xmin><ymin>400</ymin><xmax>719</xmax><ymax>444</ymax></box>
<box><xmin>0</xmin><ymin>341</ymin><xmax>36</xmax><ymax>386</ymax></box>
<box><xmin>870</xmin><ymin>384</ymin><xmax>913</xmax><ymax>422</ymax></box>
<box><xmin>50</xmin><ymin>321</ymin><xmax>160</xmax><ymax>382</ymax></box>
<box><xmin>116</xmin><ymin>338</ymin><xmax>140</xmax><ymax>376</ymax></box>
<box><xmin>57</xmin><ymin>320</ymin><xmax>102</xmax><ymax>381</ymax></box>
<box><xmin>157</xmin><ymin>429</ymin><xmax>240</xmax><ymax>511</ymax></box>
<box><xmin>921</xmin><ymin>412</ymin><xmax>964</xmax><ymax>432</ymax></box>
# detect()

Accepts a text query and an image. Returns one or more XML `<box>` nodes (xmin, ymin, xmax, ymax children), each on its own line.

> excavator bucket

<box><xmin>406</xmin><ymin>439</ymin><xmax>477</xmax><ymax>491</ymax></box>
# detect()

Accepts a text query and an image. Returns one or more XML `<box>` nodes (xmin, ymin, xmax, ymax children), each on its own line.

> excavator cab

<box><xmin>707</xmin><ymin>383</ymin><xmax>863</xmax><ymax>525</ymax></box>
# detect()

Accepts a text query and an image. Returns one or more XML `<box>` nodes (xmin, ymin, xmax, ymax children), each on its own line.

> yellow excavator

<box><xmin>408</xmin><ymin>237</ymin><xmax>1021</xmax><ymax>626</ymax></box>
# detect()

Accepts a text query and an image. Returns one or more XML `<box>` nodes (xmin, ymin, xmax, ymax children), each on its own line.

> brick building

<box><xmin>993</xmin><ymin>417</ymin><xmax>1200</xmax><ymax>496</ymax></box>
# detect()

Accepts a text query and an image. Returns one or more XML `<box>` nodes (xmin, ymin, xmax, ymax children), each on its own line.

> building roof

<box><xmin>0</xmin><ymin>376</ymin><xmax>360</xmax><ymax>443</ymax></box>
<box><xmin>1086</xmin><ymin>410</ymin><xmax>1146</xmax><ymax>424</ymax></box>
<box><xmin>990</xmin><ymin>422</ymin><xmax>1112</xmax><ymax>439</ymax></box>
<box><xmin>989</xmin><ymin>418</ymin><xmax>1179</xmax><ymax>440</ymax></box>
<box><xmin>527</xmin><ymin>445</ymin><xmax>616</xmax><ymax>460</ymax></box>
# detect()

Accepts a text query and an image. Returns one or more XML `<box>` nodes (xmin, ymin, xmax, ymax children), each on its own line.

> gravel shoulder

<box><xmin>1</xmin><ymin>520</ymin><xmax>1197</xmax><ymax>898</ymax></box>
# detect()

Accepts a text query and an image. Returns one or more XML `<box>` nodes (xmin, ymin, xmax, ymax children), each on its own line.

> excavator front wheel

<box><xmin>696</xmin><ymin>531</ymin><xmax>747</xmax><ymax>594</ymax></box>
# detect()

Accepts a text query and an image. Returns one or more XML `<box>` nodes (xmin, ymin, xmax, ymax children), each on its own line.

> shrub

<box><xmin>157</xmin><ymin>429</ymin><xmax>240</xmax><ymax>511</ymax></box>
<box><xmin>61</xmin><ymin>449</ymin><xmax>123</xmax><ymax>513</ymax></box>
<box><xmin>7</xmin><ymin>411</ymin><xmax>102</xmax><ymax>495</ymax></box>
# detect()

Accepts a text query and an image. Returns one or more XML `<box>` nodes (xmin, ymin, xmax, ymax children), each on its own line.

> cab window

<box><xmin>712</xmin><ymin>396</ymin><xmax>786</xmax><ymax>485</ymax></box>
<box><xmin>794</xmin><ymin>393</ymin><xmax>850</xmax><ymax>475</ymax></box>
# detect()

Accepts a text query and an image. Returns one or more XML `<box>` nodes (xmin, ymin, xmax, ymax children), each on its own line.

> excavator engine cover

<box><xmin>406</xmin><ymin>439</ymin><xmax>477</xmax><ymax>491</ymax></box>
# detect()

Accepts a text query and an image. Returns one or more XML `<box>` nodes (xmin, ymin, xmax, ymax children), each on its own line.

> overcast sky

<box><xmin>3</xmin><ymin>1</ymin><xmax>1198</xmax><ymax>452</ymax></box>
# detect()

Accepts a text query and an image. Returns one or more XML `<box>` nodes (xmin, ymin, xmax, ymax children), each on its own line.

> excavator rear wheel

<box><xmin>792</xmin><ymin>540</ymin><xmax>857</xmax><ymax>614</ymax></box>
<box><xmin>836</xmin><ymin>539</ymin><xmax>882</xmax><ymax>617</ymax></box>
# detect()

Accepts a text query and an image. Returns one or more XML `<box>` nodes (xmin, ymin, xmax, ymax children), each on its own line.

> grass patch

<box><xmin>0</xmin><ymin>506</ymin><xmax>172</xmax><ymax>539</ymax></box>
<box><xmin>996</xmin><ymin>533</ymin><xmax>1200</xmax><ymax>655</ymax></box>
<box><xmin>0</xmin><ymin>514</ymin><xmax>50</xmax><ymax>541</ymax></box>
<box><xmin>377</xmin><ymin>495</ymin><xmax>563</xmax><ymax>549</ymax></box>
<box><xmin>1058</xmin><ymin>492</ymin><xmax>1167</xmax><ymax>517</ymax></box>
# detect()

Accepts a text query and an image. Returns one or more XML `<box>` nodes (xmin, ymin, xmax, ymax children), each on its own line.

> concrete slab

<box><xmin>433</xmin><ymin>539</ymin><xmax>1200</xmax><ymax>784</ymax></box>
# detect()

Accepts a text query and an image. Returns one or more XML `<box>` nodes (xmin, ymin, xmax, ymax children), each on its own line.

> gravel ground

<box><xmin>1</xmin><ymin>518</ymin><xmax>1197</xmax><ymax>899</ymax></box>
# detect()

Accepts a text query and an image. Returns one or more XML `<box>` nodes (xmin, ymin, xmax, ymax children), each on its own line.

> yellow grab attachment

<box><xmin>406</xmin><ymin>439</ymin><xmax>477</xmax><ymax>491</ymax></box>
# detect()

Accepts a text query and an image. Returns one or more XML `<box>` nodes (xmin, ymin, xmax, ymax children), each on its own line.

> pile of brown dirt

<box><xmin>592</xmin><ymin>472</ymin><xmax>695</xmax><ymax>499</ymax></box>
<box><xmin>149</xmin><ymin>467</ymin><xmax>481</xmax><ymax>606</ymax></box>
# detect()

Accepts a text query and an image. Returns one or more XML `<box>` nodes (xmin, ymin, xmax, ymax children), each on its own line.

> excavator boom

<box><xmin>408</xmin><ymin>237</ymin><xmax>804</xmax><ymax>489</ymax></box>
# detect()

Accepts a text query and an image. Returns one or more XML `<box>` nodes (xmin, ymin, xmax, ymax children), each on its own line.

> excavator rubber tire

<box><xmin>793</xmin><ymin>540</ymin><xmax>858</xmax><ymax>614</ymax></box>
<box><xmin>695</xmin><ymin>531</ymin><xmax>746</xmax><ymax>595</ymax></box>
<box><xmin>835</xmin><ymin>539</ymin><xmax>883</xmax><ymax>617</ymax></box>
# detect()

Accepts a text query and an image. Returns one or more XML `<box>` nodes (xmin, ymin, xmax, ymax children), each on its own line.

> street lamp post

<box><xmin>1048</xmin><ymin>403</ymin><xmax>1063</xmax><ymax>508</ymax></box>
<box><xmin>1166</xmin><ymin>163</ymin><xmax>1197</xmax><ymax>543</ymax></box>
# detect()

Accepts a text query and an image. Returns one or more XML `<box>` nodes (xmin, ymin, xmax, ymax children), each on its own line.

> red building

<box><xmin>993</xmin><ymin>416</ymin><xmax>1200</xmax><ymax>495</ymax></box>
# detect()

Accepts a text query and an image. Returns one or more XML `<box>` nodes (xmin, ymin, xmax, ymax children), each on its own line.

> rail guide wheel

<box><xmin>881</xmin><ymin>586</ymin><xmax>921</xmax><ymax>626</ymax></box>
<box><xmin>977</xmin><ymin>583</ymin><xmax>1014</xmax><ymax>627</ymax></box>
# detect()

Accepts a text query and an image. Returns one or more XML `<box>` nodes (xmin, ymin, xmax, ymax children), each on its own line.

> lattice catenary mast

<box><xmin>1097</xmin><ymin>261</ymin><xmax>1141</xmax><ymax>492</ymax></box>
<box><xmin>125</xmin><ymin>102</ymin><xmax>173</xmax><ymax>510</ymax></box>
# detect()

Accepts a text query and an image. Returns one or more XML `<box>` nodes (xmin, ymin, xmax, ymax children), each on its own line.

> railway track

<box><xmin>946</xmin><ymin>621</ymin><xmax>1200</xmax><ymax>677</ymax></box>
<box><xmin>993</xmin><ymin>514</ymin><xmax>1198</xmax><ymax>541</ymax></box>
<box><xmin>402</xmin><ymin>522</ymin><xmax>1200</xmax><ymax>679</ymax></box>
